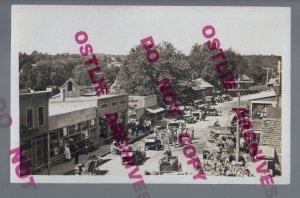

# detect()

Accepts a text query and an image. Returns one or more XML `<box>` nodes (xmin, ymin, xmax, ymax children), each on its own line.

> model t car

<box><xmin>121</xmin><ymin>149</ymin><xmax>146</xmax><ymax>166</ymax></box>
<box><xmin>145</xmin><ymin>137</ymin><xmax>163</xmax><ymax>151</ymax></box>
<box><xmin>207</xmin><ymin>106</ymin><xmax>218</xmax><ymax>116</ymax></box>
<box><xmin>159</xmin><ymin>155</ymin><xmax>182</xmax><ymax>174</ymax></box>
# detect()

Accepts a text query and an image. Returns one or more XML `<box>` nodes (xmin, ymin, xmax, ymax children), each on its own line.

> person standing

<box><xmin>74</xmin><ymin>144</ymin><xmax>79</xmax><ymax>165</ymax></box>
<box><xmin>64</xmin><ymin>144</ymin><xmax>71</xmax><ymax>161</ymax></box>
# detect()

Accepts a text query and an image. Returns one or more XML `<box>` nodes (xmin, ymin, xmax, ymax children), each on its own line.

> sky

<box><xmin>12</xmin><ymin>6</ymin><xmax>290</xmax><ymax>56</ymax></box>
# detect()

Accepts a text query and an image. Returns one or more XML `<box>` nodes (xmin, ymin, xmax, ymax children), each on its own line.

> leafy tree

<box><xmin>247</xmin><ymin>55</ymin><xmax>264</xmax><ymax>83</ymax></box>
<box><xmin>116</xmin><ymin>42</ymin><xmax>191</xmax><ymax>97</ymax></box>
<box><xmin>188</xmin><ymin>44</ymin><xmax>250</xmax><ymax>90</ymax></box>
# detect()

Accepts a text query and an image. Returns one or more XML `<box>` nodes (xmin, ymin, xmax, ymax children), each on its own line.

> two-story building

<box><xmin>19</xmin><ymin>88</ymin><xmax>52</xmax><ymax>171</ymax></box>
<box><xmin>128</xmin><ymin>95</ymin><xmax>164</xmax><ymax>124</ymax></box>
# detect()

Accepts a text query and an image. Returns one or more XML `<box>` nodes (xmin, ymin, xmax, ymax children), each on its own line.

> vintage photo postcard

<box><xmin>11</xmin><ymin>5</ymin><xmax>290</xmax><ymax>185</ymax></box>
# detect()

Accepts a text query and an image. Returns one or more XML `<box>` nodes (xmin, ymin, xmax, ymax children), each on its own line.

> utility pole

<box><xmin>227</xmin><ymin>79</ymin><xmax>254</xmax><ymax>162</ymax></box>
<box><xmin>262</xmin><ymin>67</ymin><xmax>274</xmax><ymax>90</ymax></box>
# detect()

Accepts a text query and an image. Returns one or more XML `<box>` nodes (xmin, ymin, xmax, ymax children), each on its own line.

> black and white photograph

<box><xmin>10</xmin><ymin>5</ymin><xmax>290</xmax><ymax>184</ymax></box>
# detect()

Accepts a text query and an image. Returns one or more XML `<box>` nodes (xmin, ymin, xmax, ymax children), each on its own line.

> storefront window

<box><xmin>82</xmin><ymin>120</ymin><xmax>89</xmax><ymax>130</ymax></box>
<box><xmin>76</xmin><ymin>123</ymin><xmax>81</xmax><ymax>133</ymax></box>
<box><xmin>50</xmin><ymin>130</ymin><xmax>59</xmax><ymax>141</ymax></box>
<box><xmin>90</xmin><ymin>128</ymin><xmax>96</xmax><ymax>139</ymax></box>
<box><xmin>50</xmin><ymin>140</ymin><xmax>59</xmax><ymax>157</ymax></box>
<box><xmin>62</xmin><ymin>127</ymin><xmax>67</xmax><ymax>137</ymax></box>
<box><xmin>58</xmin><ymin>128</ymin><xmax>64</xmax><ymax>138</ymax></box>
<box><xmin>252</xmin><ymin>104</ymin><xmax>271</xmax><ymax>119</ymax></box>
<box><xmin>68</xmin><ymin>125</ymin><xmax>75</xmax><ymax>135</ymax></box>
<box><xmin>91</xmin><ymin>118</ymin><xmax>95</xmax><ymax>126</ymax></box>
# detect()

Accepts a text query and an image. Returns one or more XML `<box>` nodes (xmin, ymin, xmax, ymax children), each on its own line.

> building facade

<box><xmin>48</xmin><ymin>94</ymin><xmax>129</xmax><ymax>165</ymax></box>
<box><xmin>128</xmin><ymin>95</ymin><xmax>164</xmax><ymax>124</ymax></box>
<box><xmin>48</xmin><ymin>107</ymin><xmax>97</xmax><ymax>165</ymax></box>
<box><xmin>19</xmin><ymin>89</ymin><xmax>52</xmax><ymax>171</ymax></box>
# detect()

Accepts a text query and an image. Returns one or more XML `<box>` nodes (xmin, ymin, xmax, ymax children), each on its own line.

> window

<box><xmin>76</xmin><ymin>123</ymin><xmax>81</xmax><ymax>133</ymax></box>
<box><xmin>68</xmin><ymin>125</ymin><xmax>75</xmax><ymax>135</ymax></box>
<box><xmin>26</xmin><ymin>108</ymin><xmax>34</xmax><ymax>128</ymax></box>
<box><xmin>101</xmin><ymin>104</ymin><xmax>108</xmax><ymax>108</ymax></box>
<box><xmin>82</xmin><ymin>121</ymin><xmax>89</xmax><ymax>130</ymax></box>
<box><xmin>68</xmin><ymin>81</ymin><xmax>73</xmax><ymax>91</ymax></box>
<box><xmin>112</xmin><ymin>102</ymin><xmax>117</xmax><ymax>106</ymax></box>
<box><xmin>120</xmin><ymin>100</ymin><xmax>125</xmax><ymax>104</ymax></box>
<box><xmin>50</xmin><ymin>130</ymin><xmax>59</xmax><ymax>141</ymax></box>
<box><xmin>38</xmin><ymin>106</ymin><xmax>44</xmax><ymax>126</ymax></box>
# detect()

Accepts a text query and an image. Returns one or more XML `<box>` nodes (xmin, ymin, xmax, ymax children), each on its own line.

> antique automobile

<box><xmin>198</xmin><ymin>104</ymin><xmax>210</xmax><ymax>112</ymax></box>
<box><xmin>183</xmin><ymin>114</ymin><xmax>196</xmax><ymax>123</ymax></box>
<box><xmin>75</xmin><ymin>156</ymin><xmax>107</xmax><ymax>175</ymax></box>
<box><xmin>193</xmin><ymin>99</ymin><xmax>204</xmax><ymax>106</ymax></box>
<box><xmin>222</xmin><ymin>94</ymin><xmax>233</xmax><ymax>101</ymax></box>
<box><xmin>192</xmin><ymin>111</ymin><xmax>202</xmax><ymax>121</ymax></box>
<box><xmin>168</xmin><ymin>120</ymin><xmax>186</xmax><ymax>129</ymax></box>
<box><xmin>145</xmin><ymin>137</ymin><xmax>163</xmax><ymax>151</ymax></box>
<box><xmin>121</xmin><ymin>149</ymin><xmax>146</xmax><ymax>166</ymax></box>
<box><xmin>159</xmin><ymin>155</ymin><xmax>182</xmax><ymax>174</ymax></box>
<box><xmin>207</xmin><ymin>106</ymin><xmax>218</xmax><ymax>116</ymax></box>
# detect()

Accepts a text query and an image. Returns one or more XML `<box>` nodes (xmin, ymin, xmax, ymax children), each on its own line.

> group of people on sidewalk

<box><xmin>64</xmin><ymin>144</ymin><xmax>80</xmax><ymax>165</ymax></box>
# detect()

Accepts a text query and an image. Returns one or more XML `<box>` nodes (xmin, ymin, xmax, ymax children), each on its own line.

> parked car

<box><xmin>194</xmin><ymin>99</ymin><xmax>204</xmax><ymax>106</ymax></box>
<box><xmin>183</xmin><ymin>114</ymin><xmax>196</xmax><ymax>123</ymax></box>
<box><xmin>222</xmin><ymin>94</ymin><xmax>233</xmax><ymax>101</ymax></box>
<box><xmin>121</xmin><ymin>149</ymin><xmax>146</xmax><ymax>166</ymax></box>
<box><xmin>207</xmin><ymin>107</ymin><xmax>218</xmax><ymax>116</ymax></box>
<box><xmin>145</xmin><ymin>137</ymin><xmax>163</xmax><ymax>151</ymax></box>
<box><xmin>192</xmin><ymin>111</ymin><xmax>201</xmax><ymax>121</ymax></box>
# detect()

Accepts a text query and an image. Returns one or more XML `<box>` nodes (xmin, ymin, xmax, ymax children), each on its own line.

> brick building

<box><xmin>260</xmin><ymin>107</ymin><xmax>282</xmax><ymax>165</ymax></box>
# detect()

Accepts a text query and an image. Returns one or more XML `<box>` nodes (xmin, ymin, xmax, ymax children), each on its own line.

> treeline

<box><xmin>19</xmin><ymin>45</ymin><xmax>280</xmax><ymax>95</ymax></box>
<box><xmin>19</xmin><ymin>51</ymin><xmax>122</xmax><ymax>92</ymax></box>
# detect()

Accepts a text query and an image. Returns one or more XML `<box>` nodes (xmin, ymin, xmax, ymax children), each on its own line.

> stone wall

<box><xmin>261</xmin><ymin>118</ymin><xmax>282</xmax><ymax>165</ymax></box>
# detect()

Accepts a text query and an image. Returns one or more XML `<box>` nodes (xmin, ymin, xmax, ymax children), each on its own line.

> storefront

<box><xmin>49</xmin><ymin>118</ymin><xmax>96</xmax><ymax>165</ymax></box>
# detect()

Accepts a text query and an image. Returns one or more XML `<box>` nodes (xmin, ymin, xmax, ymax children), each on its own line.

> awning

<box><xmin>146</xmin><ymin>106</ymin><xmax>165</xmax><ymax>114</ymax></box>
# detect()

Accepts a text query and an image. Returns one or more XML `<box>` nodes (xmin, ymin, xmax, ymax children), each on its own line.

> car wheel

<box><xmin>156</xmin><ymin>146</ymin><xmax>159</xmax><ymax>151</ymax></box>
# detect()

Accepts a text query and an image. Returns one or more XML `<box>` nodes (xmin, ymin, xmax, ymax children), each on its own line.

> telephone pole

<box><xmin>227</xmin><ymin>79</ymin><xmax>254</xmax><ymax>162</ymax></box>
<box><xmin>262</xmin><ymin>67</ymin><xmax>274</xmax><ymax>90</ymax></box>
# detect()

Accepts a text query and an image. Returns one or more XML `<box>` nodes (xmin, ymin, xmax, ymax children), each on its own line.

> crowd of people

<box><xmin>202</xmin><ymin>152</ymin><xmax>254</xmax><ymax>177</ymax></box>
<box><xmin>127</xmin><ymin>119</ymin><xmax>152</xmax><ymax>139</ymax></box>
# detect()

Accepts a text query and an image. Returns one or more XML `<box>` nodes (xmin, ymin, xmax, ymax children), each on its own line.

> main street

<box><xmin>98</xmin><ymin>100</ymin><xmax>236</xmax><ymax>176</ymax></box>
